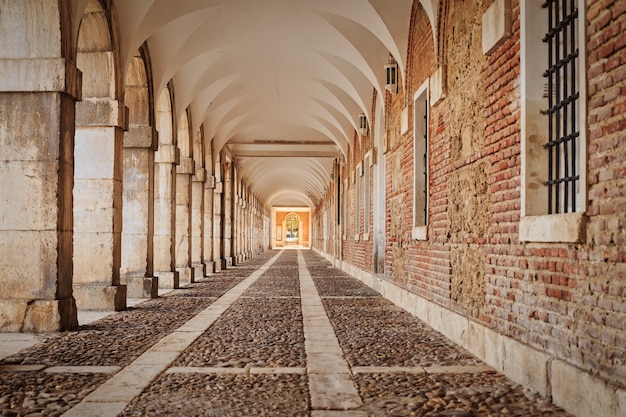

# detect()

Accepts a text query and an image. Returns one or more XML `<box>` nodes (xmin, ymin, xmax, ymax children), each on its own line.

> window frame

<box><xmin>412</xmin><ymin>80</ymin><xmax>429</xmax><ymax>241</ymax></box>
<box><xmin>519</xmin><ymin>0</ymin><xmax>587</xmax><ymax>243</ymax></box>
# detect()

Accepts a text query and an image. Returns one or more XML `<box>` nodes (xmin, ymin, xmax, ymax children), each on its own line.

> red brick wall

<box><xmin>313</xmin><ymin>0</ymin><xmax>626</xmax><ymax>388</ymax></box>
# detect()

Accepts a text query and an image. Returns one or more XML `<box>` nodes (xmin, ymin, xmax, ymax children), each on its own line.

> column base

<box><xmin>73</xmin><ymin>285</ymin><xmax>127</xmax><ymax>311</ymax></box>
<box><xmin>192</xmin><ymin>264</ymin><xmax>206</xmax><ymax>280</ymax></box>
<box><xmin>205</xmin><ymin>261</ymin><xmax>216</xmax><ymax>274</ymax></box>
<box><xmin>121</xmin><ymin>276</ymin><xmax>159</xmax><ymax>298</ymax></box>
<box><xmin>176</xmin><ymin>267</ymin><xmax>194</xmax><ymax>286</ymax></box>
<box><xmin>156</xmin><ymin>271</ymin><xmax>179</xmax><ymax>289</ymax></box>
<box><xmin>0</xmin><ymin>298</ymin><xmax>78</xmax><ymax>333</ymax></box>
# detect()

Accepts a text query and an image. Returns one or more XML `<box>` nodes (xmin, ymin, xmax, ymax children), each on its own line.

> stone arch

<box><xmin>0</xmin><ymin>0</ymin><xmax>79</xmax><ymax>332</ymax></box>
<box><xmin>153</xmin><ymin>85</ymin><xmax>180</xmax><ymax>289</ymax></box>
<box><xmin>120</xmin><ymin>45</ymin><xmax>159</xmax><ymax>298</ymax></box>
<box><xmin>72</xmin><ymin>0</ymin><xmax>126</xmax><ymax>311</ymax></box>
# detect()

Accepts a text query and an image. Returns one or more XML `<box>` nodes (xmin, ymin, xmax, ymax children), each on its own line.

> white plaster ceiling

<box><xmin>76</xmin><ymin>0</ymin><xmax>438</xmax><ymax>209</ymax></box>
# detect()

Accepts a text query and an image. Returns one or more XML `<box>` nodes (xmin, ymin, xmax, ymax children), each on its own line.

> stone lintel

<box><xmin>176</xmin><ymin>157</ymin><xmax>195</xmax><ymax>175</ymax></box>
<box><xmin>0</xmin><ymin>58</ymin><xmax>82</xmax><ymax>99</ymax></box>
<box><xmin>73</xmin><ymin>284</ymin><xmax>127</xmax><ymax>311</ymax></box>
<box><xmin>155</xmin><ymin>144</ymin><xmax>179</xmax><ymax>164</ymax></box>
<box><xmin>75</xmin><ymin>99</ymin><xmax>128</xmax><ymax>130</ymax></box>
<box><xmin>0</xmin><ymin>298</ymin><xmax>78</xmax><ymax>333</ymax></box>
<box><xmin>120</xmin><ymin>276</ymin><xmax>159</xmax><ymax>299</ymax></box>
<box><xmin>124</xmin><ymin>125</ymin><xmax>158</xmax><ymax>149</ymax></box>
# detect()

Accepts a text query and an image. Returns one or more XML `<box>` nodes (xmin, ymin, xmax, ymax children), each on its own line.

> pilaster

<box><xmin>154</xmin><ymin>142</ymin><xmax>179</xmax><ymax>289</ymax></box>
<box><xmin>121</xmin><ymin>125</ymin><xmax>158</xmax><ymax>298</ymax></box>
<box><xmin>0</xmin><ymin>51</ymin><xmax>83</xmax><ymax>330</ymax></box>
<box><xmin>73</xmin><ymin>98</ymin><xmax>127</xmax><ymax>311</ymax></box>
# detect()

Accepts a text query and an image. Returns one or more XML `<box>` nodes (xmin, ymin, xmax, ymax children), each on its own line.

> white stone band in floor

<box><xmin>297</xmin><ymin>250</ymin><xmax>364</xmax><ymax>415</ymax></box>
<box><xmin>60</xmin><ymin>250</ymin><xmax>283</xmax><ymax>417</ymax></box>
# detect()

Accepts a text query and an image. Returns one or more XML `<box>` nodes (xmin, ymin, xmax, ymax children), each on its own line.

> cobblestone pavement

<box><xmin>0</xmin><ymin>250</ymin><xmax>574</xmax><ymax>417</ymax></box>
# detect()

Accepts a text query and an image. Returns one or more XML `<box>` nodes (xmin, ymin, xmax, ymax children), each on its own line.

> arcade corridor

<box><xmin>1</xmin><ymin>1</ymin><xmax>625</xmax><ymax>417</ymax></box>
<box><xmin>1</xmin><ymin>250</ymin><xmax>573</xmax><ymax>416</ymax></box>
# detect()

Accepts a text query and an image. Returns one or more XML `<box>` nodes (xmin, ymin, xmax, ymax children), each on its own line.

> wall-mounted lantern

<box><xmin>384</xmin><ymin>54</ymin><xmax>398</xmax><ymax>94</ymax></box>
<box><xmin>358</xmin><ymin>113</ymin><xmax>368</xmax><ymax>136</ymax></box>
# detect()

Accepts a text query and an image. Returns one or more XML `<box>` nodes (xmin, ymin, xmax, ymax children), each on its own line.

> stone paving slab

<box><xmin>165</xmin><ymin>366</ymin><xmax>307</xmax><ymax>374</ymax></box>
<box><xmin>44</xmin><ymin>365</ymin><xmax>121</xmax><ymax>374</ymax></box>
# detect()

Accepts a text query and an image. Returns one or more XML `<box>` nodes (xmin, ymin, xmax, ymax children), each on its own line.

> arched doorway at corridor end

<box><xmin>271</xmin><ymin>207</ymin><xmax>310</xmax><ymax>248</ymax></box>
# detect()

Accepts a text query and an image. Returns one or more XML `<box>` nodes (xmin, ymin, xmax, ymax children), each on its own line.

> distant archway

<box><xmin>285</xmin><ymin>213</ymin><xmax>301</xmax><ymax>244</ymax></box>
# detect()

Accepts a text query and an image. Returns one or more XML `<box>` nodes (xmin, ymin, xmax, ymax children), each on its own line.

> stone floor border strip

<box><xmin>165</xmin><ymin>366</ymin><xmax>307</xmax><ymax>375</ymax></box>
<box><xmin>298</xmin><ymin>250</ymin><xmax>363</xmax><ymax>411</ymax></box>
<box><xmin>44</xmin><ymin>366</ymin><xmax>121</xmax><ymax>374</ymax></box>
<box><xmin>424</xmin><ymin>364</ymin><xmax>496</xmax><ymax>374</ymax></box>
<box><xmin>311</xmin><ymin>411</ymin><xmax>369</xmax><ymax>417</ymax></box>
<box><xmin>351</xmin><ymin>365</ymin><xmax>496</xmax><ymax>375</ymax></box>
<box><xmin>0</xmin><ymin>364</ymin><xmax>46</xmax><ymax>372</ymax></box>
<box><xmin>351</xmin><ymin>366</ymin><xmax>426</xmax><ymax>374</ymax></box>
<box><xmin>60</xmin><ymin>251</ymin><xmax>284</xmax><ymax>417</ymax></box>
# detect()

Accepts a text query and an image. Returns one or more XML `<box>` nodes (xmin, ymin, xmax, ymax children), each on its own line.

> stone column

<box><xmin>120</xmin><ymin>125</ymin><xmax>158</xmax><ymax>298</ymax></box>
<box><xmin>0</xmin><ymin>56</ymin><xmax>80</xmax><ymax>332</ymax></box>
<box><xmin>191</xmin><ymin>167</ymin><xmax>206</xmax><ymax>279</ymax></box>
<box><xmin>213</xmin><ymin>179</ymin><xmax>223</xmax><ymax>271</ymax></box>
<box><xmin>175</xmin><ymin>157</ymin><xmax>194</xmax><ymax>285</ymax></box>
<box><xmin>223</xmin><ymin>163</ymin><xmax>233</xmax><ymax>267</ymax></box>
<box><xmin>154</xmin><ymin>144</ymin><xmax>179</xmax><ymax>288</ymax></box>
<box><xmin>203</xmin><ymin>175</ymin><xmax>215</xmax><ymax>274</ymax></box>
<box><xmin>73</xmin><ymin>99</ymin><xmax>127</xmax><ymax>311</ymax></box>
<box><xmin>234</xmin><ymin>189</ymin><xmax>241</xmax><ymax>264</ymax></box>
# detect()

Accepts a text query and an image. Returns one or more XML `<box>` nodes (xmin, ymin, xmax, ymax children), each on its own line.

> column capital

<box><xmin>193</xmin><ymin>168</ymin><xmax>206</xmax><ymax>182</ymax></box>
<box><xmin>76</xmin><ymin>99</ymin><xmax>129</xmax><ymax>130</ymax></box>
<box><xmin>124</xmin><ymin>125</ymin><xmax>158</xmax><ymax>149</ymax></box>
<box><xmin>0</xmin><ymin>58</ymin><xmax>82</xmax><ymax>99</ymax></box>
<box><xmin>155</xmin><ymin>144</ymin><xmax>179</xmax><ymax>164</ymax></box>
<box><xmin>176</xmin><ymin>157</ymin><xmax>195</xmax><ymax>174</ymax></box>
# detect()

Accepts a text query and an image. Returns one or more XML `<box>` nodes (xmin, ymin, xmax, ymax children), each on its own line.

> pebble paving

<box><xmin>0</xmin><ymin>249</ymin><xmax>574</xmax><ymax>417</ymax></box>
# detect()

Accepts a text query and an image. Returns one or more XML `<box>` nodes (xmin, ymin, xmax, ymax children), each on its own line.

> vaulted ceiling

<box><xmin>74</xmin><ymin>0</ymin><xmax>437</xmax><ymax>209</ymax></box>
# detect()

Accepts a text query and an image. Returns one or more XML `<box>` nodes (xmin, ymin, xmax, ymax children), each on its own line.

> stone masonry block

<box><xmin>176</xmin><ymin>157</ymin><xmax>195</xmax><ymax>175</ymax></box>
<box><xmin>552</xmin><ymin>359</ymin><xmax>623</xmax><ymax>417</ymax></box>
<box><xmin>502</xmin><ymin>337</ymin><xmax>551</xmax><ymax>396</ymax></box>
<box><xmin>0</xmin><ymin>300</ymin><xmax>29</xmax><ymax>332</ymax></box>
<box><xmin>124</xmin><ymin>125</ymin><xmax>157</xmax><ymax>148</ymax></box>
<box><xmin>76</xmin><ymin>99</ymin><xmax>127</xmax><ymax>129</ymax></box>
<box><xmin>73</xmin><ymin>285</ymin><xmax>127</xmax><ymax>311</ymax></box>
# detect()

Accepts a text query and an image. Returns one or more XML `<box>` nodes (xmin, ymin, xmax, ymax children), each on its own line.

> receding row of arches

<box><xmin>0</xmin><ymin>0</ymin><xmax>270</xmax><ymax>332</ymax></box>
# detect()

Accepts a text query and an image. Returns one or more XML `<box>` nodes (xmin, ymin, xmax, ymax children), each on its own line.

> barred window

<box><xmin>542</xmin><ymin>0</ymin><xmax>580</xmax><ymax>214</ymax></box>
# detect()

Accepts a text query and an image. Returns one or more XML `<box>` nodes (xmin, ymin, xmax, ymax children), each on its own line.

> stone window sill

<box><xmin>519</xmin><ymin>212</ymin><xmax>587</xmax><ymax>243</ymax></box>
<box><xmin>412</xmin><ymin>226</ymin><xmax>427</xmax><ymax>241</ymax></box>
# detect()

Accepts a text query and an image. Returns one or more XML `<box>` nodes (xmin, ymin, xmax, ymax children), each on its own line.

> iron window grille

<box><xmin>541</xmin><ymin>0</ymin><xmax>580</xmax><ymax>214</ymax></box>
